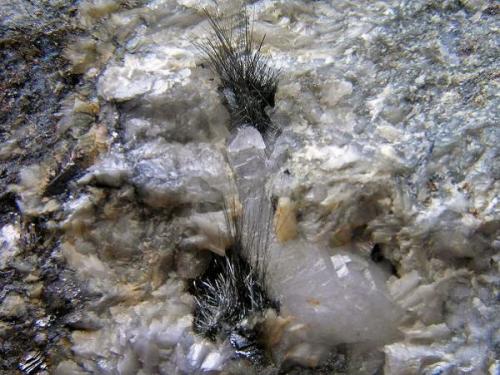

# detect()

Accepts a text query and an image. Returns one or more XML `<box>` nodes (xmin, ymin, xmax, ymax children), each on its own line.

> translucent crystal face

<box><xmin>268</xmin><ymin>242</ymin><xmax>402</xmax><ymax>349</ymax></box>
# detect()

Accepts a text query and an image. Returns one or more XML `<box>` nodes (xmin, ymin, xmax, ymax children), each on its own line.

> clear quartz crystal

<box><xmin>268</xmin><ymin>241</ymin><xmax>402</xmax><ymax>346</ymax></box>
<box><xmin>227</xmin><ymin>126</ymin><xmax>268</xmax><ymax>200</ymax></box>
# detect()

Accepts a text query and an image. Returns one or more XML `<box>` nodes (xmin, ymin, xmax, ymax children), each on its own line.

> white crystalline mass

<box><xmin>268</xmin><ymin>241</ymin><xmax>402</xmax><ymax>347</ymax></box>
<box><xmin>131</xmin><ymin>141</ymin><xmax>229</xmax><ymax>207</ymax></box>
<box><xmin>69</xmin><ymin>280</ymin><xmax>231</xmax><ymax>374</ymax></box>
<box><xmin>0</xmin><ymin>223</ymin><xmax>21</xmax><ymax>270</ymax></box>
<box><xmin>82</xmin><ymin>141</ymin><xmax>230</xmax><ymax>208</ymax></box>
<box><xmin>79</xmin><ymin>151</ymin><xmax>131</xmax><ymax>188</ymax></box>
<box><xmin>98</xmin><ymin>48</ymin><xmax>193</xmax><ymax>102</ymax></box>
<box><xmin>42</xmin><ymin>0</ymin><xmax>500</xmax><ymax>373</ymax></box>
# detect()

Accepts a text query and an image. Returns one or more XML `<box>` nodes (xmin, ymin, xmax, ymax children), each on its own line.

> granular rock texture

<box><xmin>1</xmin><ymin>0</ymin><xmax>498</xmax><ymax>374</ymax></box>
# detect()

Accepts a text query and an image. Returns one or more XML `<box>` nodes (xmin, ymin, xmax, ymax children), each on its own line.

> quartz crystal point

<box><xmin>268</xmin><ymin>241</ymin><xmax>402</xmax><ymax>347</ymax></box>
<box><xmin>227</xmin><ymin>126</ymin><xmax>268</xmax><ymax>202</ymax></box>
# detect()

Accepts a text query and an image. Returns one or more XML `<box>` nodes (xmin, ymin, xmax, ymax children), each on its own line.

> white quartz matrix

<box><xmin>6</xmin><ymin>0</ymin><xmax>497</xmax><ymax>374</ymax></box>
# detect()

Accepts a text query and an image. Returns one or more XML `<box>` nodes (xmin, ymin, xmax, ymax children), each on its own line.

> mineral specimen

<box><xmin>1</xmin><ymin>0</ymin><xmax>498</xmax><ymax>374</ymax></box>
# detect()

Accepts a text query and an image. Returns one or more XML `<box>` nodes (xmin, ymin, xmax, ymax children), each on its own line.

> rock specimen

<box><xmin>1</xmin><ymin>0</ymin><xmax>498</xmax><ymax>374</ymax></box>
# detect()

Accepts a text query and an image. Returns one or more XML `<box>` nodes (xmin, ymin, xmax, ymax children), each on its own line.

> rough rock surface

<box><xmin>1</xmin><ymin>0</ymin><xmax>498</xmax><ymax>374</ymax></box>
